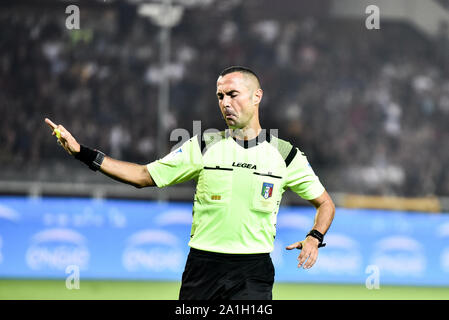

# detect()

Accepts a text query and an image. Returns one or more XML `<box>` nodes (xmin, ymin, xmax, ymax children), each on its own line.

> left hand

<box><xmin>286</xmin><ymin>236</ymin><xmax>320</xmax><ymax>269</ymax></box>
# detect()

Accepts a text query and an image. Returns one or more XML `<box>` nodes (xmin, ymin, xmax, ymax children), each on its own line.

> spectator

<box><xmin>0</xmin><ymin>1</ymin><xmax>448</xmax><ymax>197</ymax></box>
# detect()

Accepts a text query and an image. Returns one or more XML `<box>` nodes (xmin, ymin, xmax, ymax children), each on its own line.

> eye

<box><xmin>217</xmin><ymin>93</ymin><xmax>223</xmax><ymax>100</ymax></box>
<box><xmin>228</xmin><ymin>91</ymin><xmax>238</xmax><ymax>98</ymax></box>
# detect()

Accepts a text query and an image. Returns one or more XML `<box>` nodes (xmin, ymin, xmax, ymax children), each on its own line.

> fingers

<box><xmin>297</xmin><ymin>245</ymin><xmax>318</xmax><ymax>269</ymax></box>
<box><xmin>45</xmin><ymin>118</ymin><xmax>79</xmax><ymax>155</ymax></box>
<box><xmin>300</xmin><ymin>249</ymin><xmax>318</xmax><ymax>269</ymax></box>
<box><xmin>45</xmin><ymin>118</ymin><xmax>68</xmax><ymax>151</ymax></box>
<box><xmin>45</xmin><ymin>118</ymin><xmax>68</xmax><ymax>140</ymax></box>
<box><xmin>45</xmin><ymin>118</ymin><xmax>57</xmax><ymax>130</ymax></box>
<box><xmin>45</xmin><ymin>118</ymin><xmax>61</xmax><ymax>139</ymax></box>
<box><xmin>57</xmin><ymin>134</ymin><xmax>72</xmax><ymax>154</ymax></box>
<box><xmin>57</xmin><ymin>125</ymin><xmax>68</xmax><ymax>140</ymax></box>
<box><xmin>285</xmin><ymin>241</ymin><xmax>302</xmax><ymax>250</ymax></box>
<box><xmin>286</xmin><ymin>239</ymin><xmax>319</xmax><ymax>269</ymax></box>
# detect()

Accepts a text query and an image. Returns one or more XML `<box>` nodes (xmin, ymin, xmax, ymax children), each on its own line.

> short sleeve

<box><xmin>284</xmin><ymin>148</ymin><xmax>325</xmax><ymax>200</ymax></box>
<box><xmin>146</xmin><ymin>136</ymin><xmax>203</xmax><ymax>188</ymax></box>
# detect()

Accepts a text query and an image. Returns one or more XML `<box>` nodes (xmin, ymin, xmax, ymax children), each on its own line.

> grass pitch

<box><xmin>1</xmin><ymin>279</ymin><xmax>448</xmax><ymax>300</ymax></box>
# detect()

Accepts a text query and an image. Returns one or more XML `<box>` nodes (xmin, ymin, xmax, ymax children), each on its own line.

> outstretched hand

<box><xmin>286</xmin><ymin>236</ymin><xmax>320</xmax><ymax>269</ymax></box>
<box><xmin>44</xmin><ymin>118</ymin><xmax>80</xmax><ymax>155</ymax></box>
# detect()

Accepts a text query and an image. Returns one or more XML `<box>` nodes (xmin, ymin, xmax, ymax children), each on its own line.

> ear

<box><xmin>252</xmin><ymin>88</ymin><xmax>263</xmax><ymax>106</ymax></box>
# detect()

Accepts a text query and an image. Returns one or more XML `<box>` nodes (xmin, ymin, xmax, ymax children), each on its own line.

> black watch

<box><xmin>307</xmin><ymin>229</ymin><xmax>326</xmax><ymax>248</ymax></box>
<box><xmin>91</xmin><ymin>150</ymin><xmax>105</xmax><ymax>171</ymax></box>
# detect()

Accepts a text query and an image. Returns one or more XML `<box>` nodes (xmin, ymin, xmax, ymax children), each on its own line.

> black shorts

<box><xmin>179</xmin><ymin>247</ymin><xmax>275</xmax><ymax>300</ymax></box>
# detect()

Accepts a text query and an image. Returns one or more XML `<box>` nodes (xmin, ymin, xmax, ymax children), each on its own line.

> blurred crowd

<box><xmin>1</xmin><ymin>0</ymin><xmax>449</xmax><ymax>197</ymax></box>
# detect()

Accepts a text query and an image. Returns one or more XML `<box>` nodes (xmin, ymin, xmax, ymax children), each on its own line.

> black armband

<box><xmin>307</xmin><ymin>229</ymin><xmax>326</xmax><ymax>248</ymax></box>
<box><xmin>74</xmin><ymin>145</ymin><xmax>105</xmax><ymax>171</ymax></box>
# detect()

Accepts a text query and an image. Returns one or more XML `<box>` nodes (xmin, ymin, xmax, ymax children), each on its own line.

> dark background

<box><xmin>1</xmin><ymin>0</ymin><xmax>448</xmax><ymax>200</ymax></box>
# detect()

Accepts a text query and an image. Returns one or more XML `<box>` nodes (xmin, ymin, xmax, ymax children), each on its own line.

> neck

<box><xmin>230</xmin><ymin>125</ymin><xmax>262</xmax><ymax>141</ymax></box>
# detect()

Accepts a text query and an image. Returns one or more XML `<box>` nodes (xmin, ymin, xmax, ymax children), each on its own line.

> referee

<box><xmin>45</xmin><ymin>66</ymin><xmax>335</xmax><ymax>300</ymax></box>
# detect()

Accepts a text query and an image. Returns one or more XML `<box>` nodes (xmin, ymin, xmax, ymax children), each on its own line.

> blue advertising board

<box><xmin>0</xmin><ymin>196</ymin><xmax>448</xmax><ymax>286</ymax></box>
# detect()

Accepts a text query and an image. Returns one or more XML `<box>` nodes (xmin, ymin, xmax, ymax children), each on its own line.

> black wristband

<box><xmin>74</xmin><ymin>145</ymin><xmax>105</xmax><ymax>171</ymax></box>
<box><xmin>307</xmin><ymin>229</ymin><xmax>326</xmax><ymax>248</ymax></box>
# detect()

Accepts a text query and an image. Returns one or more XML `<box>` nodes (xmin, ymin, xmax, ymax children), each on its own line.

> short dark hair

<box><xmin>219</xmin><ymin>66</ymin><xmax>261</xmax><ymax>87</ymax></box>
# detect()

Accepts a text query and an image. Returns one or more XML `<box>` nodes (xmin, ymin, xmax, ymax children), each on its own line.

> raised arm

<box><xmin>44</xmin><ymin>118</ymin><xmax>155</xmax><ymax>188</ymax></box>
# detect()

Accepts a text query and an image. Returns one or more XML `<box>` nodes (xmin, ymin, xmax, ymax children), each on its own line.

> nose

<box><xmin>222</xmin><ymin>95</ymin><xmax>232</xmax><ymax>108</ymax></box>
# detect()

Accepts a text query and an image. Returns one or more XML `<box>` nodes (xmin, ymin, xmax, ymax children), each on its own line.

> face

<box><xmin>216</xmin><ymin>72</ymin><xmax>262</xmax><ymax>130</ymax></box>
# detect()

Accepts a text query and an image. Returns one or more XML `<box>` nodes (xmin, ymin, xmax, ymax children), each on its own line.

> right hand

<box><xmin>44</xmin><ymin>118</ymin><xmax>80</xmax><ymax>156</ymax></box>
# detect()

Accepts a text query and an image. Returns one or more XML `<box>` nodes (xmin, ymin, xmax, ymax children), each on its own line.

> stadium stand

<box><xmin>1</xmin><ymin>0</ymin><xmax>448</xmax><ymax>202</ymax></box>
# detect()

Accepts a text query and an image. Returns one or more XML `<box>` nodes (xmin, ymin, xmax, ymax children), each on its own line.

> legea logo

<box><xmin>122</xmin><ymin>229</ymin><xmax>183</xmax><ymax>272</ymax></box>
<box><xmin>311</xmin><ymin>233</ymin><xmax>362</xmax><ymax>275</ymax></box>
<box><xmin>371</xmin><ymin>236</ymin><xmax>425</xmax><ymax>276</ymax></box>
<box><xmin>26</xmin><ymin>228</ymin><xmax>90</xmax><ymax>270</ymax></box>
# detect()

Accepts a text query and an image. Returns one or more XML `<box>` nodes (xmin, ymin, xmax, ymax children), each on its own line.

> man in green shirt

<box><xmin>45</xmin><ymin>66</ymin><xmax>335</xmax><ymax>300</ymax></box>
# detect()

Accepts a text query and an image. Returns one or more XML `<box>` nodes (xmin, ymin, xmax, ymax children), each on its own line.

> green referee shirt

<box><xmin>147</xmin><ymin>130</ymin><xmax>325</xmax><ymax>254</ymax></box>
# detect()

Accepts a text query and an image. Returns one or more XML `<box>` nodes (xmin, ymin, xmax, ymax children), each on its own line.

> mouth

<box><xmin>224</xmin><ymin>110</ymin><xmax>237</xmax><ymax>120</ymax></box>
